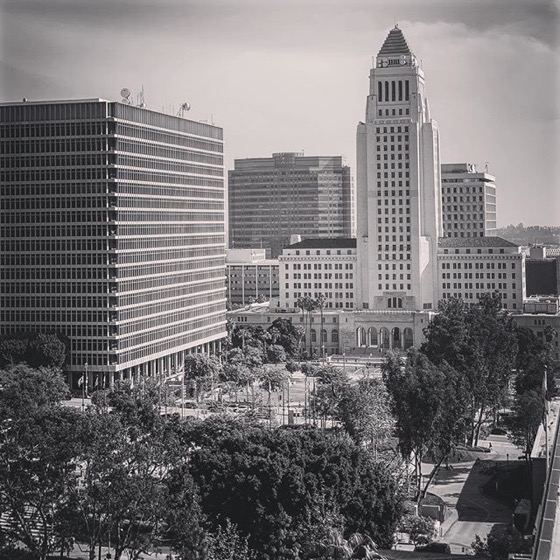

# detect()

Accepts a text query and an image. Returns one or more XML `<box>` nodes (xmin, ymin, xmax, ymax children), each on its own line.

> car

<box><xmin>490</xmin><ymin>427</ymin><xmax>507</xmax><ymax>435</ymax></box>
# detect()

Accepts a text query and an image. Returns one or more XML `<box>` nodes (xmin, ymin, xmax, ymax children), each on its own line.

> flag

<box><xmin>78</xmin><ymin>375</ymin><xmax>84</xmax><ymax>387</ymax></box>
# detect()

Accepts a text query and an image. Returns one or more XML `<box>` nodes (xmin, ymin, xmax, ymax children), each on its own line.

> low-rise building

<box><xmin>225</xmin><ymin>249</ymin><xmax>279</xmax><ymax>306</ymax></box>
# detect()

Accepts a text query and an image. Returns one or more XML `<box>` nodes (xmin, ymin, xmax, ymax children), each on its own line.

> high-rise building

<box><xmin>228</xmin><ymin>152</ymin><xmax>353</xmax><ymax>258</ymax></box>
<box><xmin>0</xmin><ymin>98</ymin><xmax>226</xmax><ymax>385</ymax></box>
<box><xmin>356</xmin><ymin>25</ymin><xmax>441</xmax><ymax>312</ymax></box>
<box><xmin>441</xmin><ymin>163</ymin><xmax>497</xmax><ymax>238</ymax></box>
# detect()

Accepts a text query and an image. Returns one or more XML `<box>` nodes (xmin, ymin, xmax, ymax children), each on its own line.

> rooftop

<box><xmin>287</xmin><ymin>238</ymin><xmax>357</xmax><ymax>249</ymax></box>
<box><xmin>439</xmin><ymin>236</ymin><xmax>518</xmax><ymax>249</ymax></box>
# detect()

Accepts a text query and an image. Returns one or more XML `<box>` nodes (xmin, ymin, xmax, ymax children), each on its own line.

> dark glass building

<box><xmin>0</xmin><ymin>99</ymin><xmax>226</xmax><ymax>385</ymax></box>
<box><xmin>228</xmin><ymin>152</ymin><xmax>354</xmax><ymax>258</ymax></box>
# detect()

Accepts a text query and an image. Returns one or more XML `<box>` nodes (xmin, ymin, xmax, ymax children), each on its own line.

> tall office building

<box><xmin>356</xmin><ymin>26</ymin><xmax>441</xmax><ymax>312</ymax></box>
<box><xmin>441</xmin><ymin>163</ymin><xmax>497</xmax><ymax>238</ymax></box>
<box><xmin>0</xmin><ymin>99</ymin><xmax>226</xmax><ymax>385</ymax></box>
<box><xmin>228</xmin><ymin>152</ymin><xmax>353</xmax><ymax>258</ymax></box>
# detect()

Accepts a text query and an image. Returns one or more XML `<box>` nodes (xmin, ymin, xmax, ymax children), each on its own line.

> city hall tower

<box><xmin>356</xmin><ymin>26</ymin><xmax>441</xmax><ymax>311</ymax></box>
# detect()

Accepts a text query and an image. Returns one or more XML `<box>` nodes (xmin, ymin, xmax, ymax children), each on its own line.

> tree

<box><xmin>312</xmin><ymin>366</ymin><xmax>350</xmax><ymax>427</ymax></box>
<box><xmin>337</xmin><ymin>378</ymin><xmax>394</xmax><ymax>457</ymax></box>
<box><xmin>399</xmin><ymin>514</ymin><xmax>436</xmax><ymax>546</ymax></box>
<box><xmin>27</xmin><ymin>332</ymin><xmax>68</xmax><ymax>369</ymax></box>
<box><xmin>75</xmin><ymin>386</ymin><xmax>189</xmax><ymax>560</ymax></box>
<box><xmin>515</xmin><ymin>326</ymin><xmax>558</xmax><ymax>396</ymax></box>
<box><xmin>268</xmin><ymin>318</ymin><xmax>301</xmax><ymax>358</ymax></box>
<box><xmin>185</xmin><ymin>418</ymin><xmax>404</xmax><ymax>558</ymax></box>
<box><xmin>508</xmin><ymin>389</ymin><xmax>545</xmax><ymax>454</ymax></box>
<box><xmin>315</xmin><ymin>293</ymin><xmax>328</xmax><ymax>359</ymax></box>
<box><xmin>422</xmin><ymin>295</ymin><xmax>518</xmax><ymax>446</ymax></box>
<box><xmin>0</xmin><ymin>332</ymin><xmax>68</xmax><ymax>369</ymax></box>
<box><xmin>472</xmin><ymin>524</ymin><xmax>531</xmax><ymax>560</ymax></box>
<box><xmin>205</xmin><ymin>520</ymin><xmax>255</xmax><ymax>560</ymax></box>
<box><xmin>297</xmin><ymin>296</ymin><xmax>319</xmax><ymax>356</ymax></box>
<box><xmin>258</xmin><ymin>364</ymin><xmax>289</xmax><ymax>421</ymax></box>
<box><xmin>0</xmin><ymin>364</ymin><xmax>69</xmax><ymax>416</ymax></box>
<box><xmin>163</xmin><ymin>466</ymin><xmax>206</xmax><ymax>560</ymax></box>
<box><xmin>184</xmin><ymin>354</ymin><xmax>223</xmax><ymax>402</ymax></box>
<box><xmin>266</xmin><ymin>343</ymin><xmax>287</xmax><ymax>364</ymax></box>
<box><xmin>0</xmin><ymin>368</ymin><xmax>83</xmax><ymax>560</ymax></box>
<box><xmin>383</xmin><ymin>350</ymin><xmax>467</xmax><ymax>500</ymax></box>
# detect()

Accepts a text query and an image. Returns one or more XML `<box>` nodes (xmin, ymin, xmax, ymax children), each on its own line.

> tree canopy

<box><xmin>421</xmin><ymin>295</ymin><xmax>518</xmax><ymax>445</ymax></box>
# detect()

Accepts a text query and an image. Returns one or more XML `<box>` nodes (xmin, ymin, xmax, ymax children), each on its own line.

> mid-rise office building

<box><xmin>0</xmin><ymin>99</ymin><xmax>226</xmax><ymax>385</ymax></box>
<box><xmin>441</xmin><ymin>163</ymin><xmax>497</xmax><ymax>238</ymax></box>
<box><xmin>228</xmin><ymin>153</ymin><xmax>353</xmax><ymax>258</ymax></box>
<box><xmin>437</xmin><ymin>237</ymin><xmax>525</xmax><ymax>311</ymax></box>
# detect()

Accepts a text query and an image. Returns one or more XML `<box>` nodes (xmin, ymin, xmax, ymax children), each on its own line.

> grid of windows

<box><xmin>441</xmin><ymin>165</ymin><xmax>496</xmax><ymax>238</ymax></box>
<box><xmin>374</xmin><ymin>124</ymin><xmax>413</xmax><ymax>291</ymax></box>
<box><xmin>0</xmin><ymin>99</ymin><xmax>226</xmax><ymax>372</ymax></box>
<box><xmin>229</xmin><ymin>153</ymin><xmax>353</xmax><ymax>258</ymax></box>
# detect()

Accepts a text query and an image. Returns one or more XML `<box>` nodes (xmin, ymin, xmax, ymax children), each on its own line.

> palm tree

<box><xmin>316</xmin><ymin>293</ymin><xmax>327</xmax><ymax>360</ymax></box>
<box><xmin>314</xmin><ymin>529</ymin><xmax>386</xmax><ymax>559</ymax></box>
<box><xmin>296</xmin><ymin>296</ymin><xmax>317</xmax><ymax>358</ymax></box>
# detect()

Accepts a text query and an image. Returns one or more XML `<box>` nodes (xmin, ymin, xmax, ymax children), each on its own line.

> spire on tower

<box><xmin>377</xmin><ymin>26</ymin><xmax>413</xmax><ymax>57</ymax></box>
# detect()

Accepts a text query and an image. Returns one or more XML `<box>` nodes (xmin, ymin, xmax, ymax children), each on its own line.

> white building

<box><xmin>356</xmin><ymin>25</ymin><xmax>441</xmax><ymax>312</ymax></box>
<box><xmin>441</xmin><ymin>163</ymin><xmax>497</xmax><ymax>238</ymax></box>
<box><xmin>437</xmin><ymin>237</ymin><xmax>525</xmax><ymax>311</ymax></box>
<box><xmin>278</xmin><ymin>238</ymin><xmax>357</xmax><ymax>310</ymax></box>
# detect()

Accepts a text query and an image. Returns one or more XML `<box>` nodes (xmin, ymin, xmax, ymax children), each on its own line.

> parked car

<box><xmin>490</xmin><ymin>427</ymin><xmax>507</xmax><ymax>435</ymax></box>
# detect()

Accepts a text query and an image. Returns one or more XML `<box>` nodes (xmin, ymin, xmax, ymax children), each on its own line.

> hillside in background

<box><xmin>496</xmin><ymin>225</ymin><xmax>560</xmax><ymax>247</ymax></box>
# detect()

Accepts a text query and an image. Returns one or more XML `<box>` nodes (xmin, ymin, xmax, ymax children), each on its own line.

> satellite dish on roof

<box><xmin>120</xmin><ymin>88</ymin><xmax>132</xmax><ymax>103</ymax></box>
<box><xmin>177</xmin><ymin>102</ymin><xmax>191</xmax><ymax>117</ymax></box>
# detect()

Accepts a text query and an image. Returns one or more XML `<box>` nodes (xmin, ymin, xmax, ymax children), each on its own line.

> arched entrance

<box><xmin>367</xmin><ymin>327</ymin><xmax>378</xmax><ymax>347</ymax></box>
<box><xmin>403</xmin><ymin>328</ymin><xmax>414</xmax><ymax>349</ymax></box>
<box><xmin>356</xmin><ymin>326</ymin><xmax>366</xmax><ymax>347</ymax></box>
<box><xmin>391</xmin><ymin>327</ymin><xmax>401</xmax><ymax>350</ymax></box>
<box><xmin>379</xmin><ymin>327</ymin><xmax>390</xmax><ymax>351</ymax></box>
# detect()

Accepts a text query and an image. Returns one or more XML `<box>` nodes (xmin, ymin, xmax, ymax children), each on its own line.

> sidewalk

<box><xmin>421</xmin><ymin>435</ymin><xmax>523</xmax><ymax>553</ymax></box>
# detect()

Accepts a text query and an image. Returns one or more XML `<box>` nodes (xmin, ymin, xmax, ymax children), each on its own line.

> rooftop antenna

<box><xmin>120</xmin><ymin>87</ymin><xmax>132</xmax><ymax>104</ymax></box>
<box><xmin>177</xmin><ymin>102</ymin><xmax>191</xmax><ymax>117</ymax></box>
<box><xmin>485</xmin><ymin>162</ymin><xmax>489</xmax><ymax>173</ymax></box>
<box><xmin>137</xmin><ymin>85</ymin><xmax>146</xmax><ymax>108</ymax></box>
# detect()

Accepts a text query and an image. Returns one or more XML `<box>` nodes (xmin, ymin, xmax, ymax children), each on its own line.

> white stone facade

<box><xmin>278</xmin><ymin>240</ymin><xmax>357</xmax><ymax>310</ymax></box>
<box><xmin>437</xmin><ymin>238</ymin><xmax>525</xmax><ymax>311</ymax></box>
<box><xmin>356</xmin><ymin>26</ymin><xmax>441</xmax><ymax>313</ymax></box>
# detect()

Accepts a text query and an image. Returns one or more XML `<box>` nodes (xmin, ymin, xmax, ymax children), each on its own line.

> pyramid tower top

<box><xmin>377</xmin><ymin>25</ymin><xmax>413</xmax><ymax>57</ymax></box>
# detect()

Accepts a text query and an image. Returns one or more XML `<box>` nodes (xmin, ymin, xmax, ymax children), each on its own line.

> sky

<box><xmin>1</xmin><ymin>0</ymin><xmax>559</xmax><ymax>227</ymax></box>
